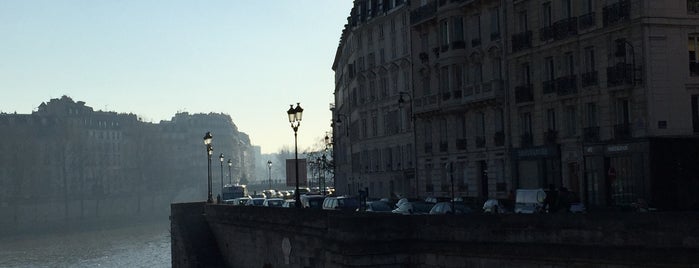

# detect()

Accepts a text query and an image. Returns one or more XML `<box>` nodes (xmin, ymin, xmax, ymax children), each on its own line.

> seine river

<box><xmin>0</xmin><ymin>221</ymin><xmax>170</xmax><ymax>268</ymax></box>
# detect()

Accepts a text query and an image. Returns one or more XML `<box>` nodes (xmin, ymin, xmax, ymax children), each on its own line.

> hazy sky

<box><xmin>0</xmin><ymin>0</ymin><xmax>352</xmax><ymax>154</ymax></box>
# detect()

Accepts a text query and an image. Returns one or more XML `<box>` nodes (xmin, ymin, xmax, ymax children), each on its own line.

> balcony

<box><xmin>556</xmin><ymin>75</ymin><xmax>577</xmax><ymax>96</ymax></box>
<box><xmin>515</xmin><ymin>84</ymin><xmax>534</xmax><ymax>103</ymax></box>
<box><xmin>583</xmin><ymin>126</ymin><xmax>600</xmax><ymax>142</ymax></box>
<box><xmin>544</xmin><ymin>130</ymin><xmax>558</xmax><ymax>144</ymax></box>
<box><xmin>520</xmin><ymin>133</ymin><xmax>533</xmax><ymax>147</ymax></box>
<box><xmin>456</xmin><ymin>138</ymin><xmax>468</xmax><ymax>151</ymax></box>
<box><xmin>603</xmin><ymin>0</ymin><xmax>630</xmax><ymax>27</ymax></box>
<box><xmin>410</xmin><ymin>1</ymin><xmax>438</xmax><ymax>25</ymax></box>
<box><xmin>607</xmin><ymin>63</ymin><xmax>634</xmax><ymax>87</ymax></box>
<box><xmin>476</xmin><ymin>136</ymin><xmax>485</xmax><ymax>148</ymax></box>
<box><xmin>581</xmin><ymin>71</ymin><xmax>598</xmax><ymax>87</ymax></box>
<box><xmin>614</xmin><ymin>123</ymin><xmax>631</xmax><ymax>140</ymax></box>
<box><xmin>542</xmin><ymin>80</ymin><xmax>556</xmax><ymax>94</ymax></box>
<box><xmin>539</xmin><ymin>25</ymin><xmax>554</xmax><ymax>41</ymax></box>
<box><xmin>511</xmin><ymin>31</ymin><xmax>532</xmax><ymax>53</ymax></box>
<box><xmin>553</xmin><ymin>17</ymin><xmax>578</xmax><ymax>40</ymax></box>
<box><xmin>579</xmin><ymin>12</ymin><xmax>596</xmax><ymax>30</ymax></box>
<box><xmin>439</xmin><ymin>141</ymin><xmax>448</xmax><ymax>152</ymax></box>
<box><xmin>493</xmin><ymin>131</ymin><xmax>505</xmax><ymax>146</ymax></box>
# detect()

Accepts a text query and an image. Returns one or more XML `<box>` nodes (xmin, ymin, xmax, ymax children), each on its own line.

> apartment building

<box><xmin>333</xmin><ymin>0</ymin><xmax>699</xmax><ymax>209</ymax></box>
<box><xmin>507</xmin><ymin>0</ymin><xmax>699</xmax><ymax>209</ymax></box>
<box><xmin>332</xmin><ymin>0</ymin><xmax>416</xmax><ymax>198</ymax></box>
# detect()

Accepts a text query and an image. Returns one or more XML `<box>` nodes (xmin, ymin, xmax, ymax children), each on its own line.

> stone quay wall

<box><xmin>171</xmin><ymin>202</ymin><xmax>699</xmax><ymax>268</ymax></box>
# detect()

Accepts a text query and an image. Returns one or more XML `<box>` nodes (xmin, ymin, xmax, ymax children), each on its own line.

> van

<box><xmin>514</xmin><ymin>189</ymin><xmax>547</xmax><ymax>214</ymax></box>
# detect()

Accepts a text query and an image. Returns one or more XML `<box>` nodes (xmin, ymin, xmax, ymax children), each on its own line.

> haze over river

<box><xmin>0</xmin><ymin>220</ymin><xmax>170</xmax><ymax>268</ymax></box>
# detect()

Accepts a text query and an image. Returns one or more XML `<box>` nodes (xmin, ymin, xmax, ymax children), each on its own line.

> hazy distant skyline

<box><xmin>0</xmin><ymin>1</ymin><xmax>353</xmax><ymax>154</ymax></box>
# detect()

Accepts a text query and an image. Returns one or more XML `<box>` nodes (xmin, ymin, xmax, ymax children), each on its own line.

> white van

<box><xmin>514</xmin><ymin>189</ymin><xmax>547</xmax><ymax>214</ymax></box>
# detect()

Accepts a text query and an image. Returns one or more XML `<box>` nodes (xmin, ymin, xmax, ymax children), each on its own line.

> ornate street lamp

<box><xmin>227</xmin><ymin>159</ymin><xmax>232</xmax><ymax>185</ymax></box>
<box><xmin>219</xmin><ymin>153</ymin><xmax>224</xmax><ymax>200</ymax></box>
<box><xmin>203</xmin><ymin>132</ymin><xmax>213</xmax><ymax>203</ymax></box>
<box><xmin>287</xmin><ymin>103</ymin><xmax>303</xmax><ymax>208</ymax></box>
<box><xmin>267</xmin><ymin>160</ymin><xmax>273</xmax><ymax>190</ymax></box>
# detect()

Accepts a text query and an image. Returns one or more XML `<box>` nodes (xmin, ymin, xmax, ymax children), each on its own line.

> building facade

<box><xmin>333</xmin><ymin>0</ymin><xmax>416</xmax><ymax>198</ymax></box>
<box><xmin>333</xmin><ymin>0</ymin><xmax>699</xmax><ymax>209</ymax></box>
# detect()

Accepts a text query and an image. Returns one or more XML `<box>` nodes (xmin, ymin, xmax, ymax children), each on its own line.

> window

<box><xmin>371</xmin><ymin>113</ymin><xmax>378</xmax><ymax>137</ymax></box>
<box><xmin>522</xmin><ymin>62</ymin><xmax>531</xmax><ymax>84</ymax></box>
<box><xmin>492</xmin><ymin>58</ymin><xmax>502</xmax><ymax>80</ymax></box>
<box><xmin>422</xmin><ymin>75</ymin><xmax>431</xmax><ymax>96</ymax></box>
<box><xmin>494</xmin><ymin>108</ymin><xmax>504</xmax><ymax>132</ymax></box>
<box><xmin>542</xmin><ymin>2</ymin><xmax>552</xmax><ymax>27</ymax></box>
<box><xmin>689</xmin><ymin>35</ymin><xmax>699</xmax><ymax>76</ymax></box>
<box><xmin>440</xmin><ymin>19</ymin><xmax>450</xmax><ymax>48</ymax></box>
<box><xmin>581</xmin><ymin>0</ymin><xmax>594</xmax><ymax>14</ymax></box>
<box><xmin>471</xmin><ymin>15</ymin><xmax>481</xmax><ymax>46</ymax></box>
<box><xmin>616</xmin><ymin>99</ymin><xmax>630</xmax><ymax>124</ymax></box>
<box><xmin>379</xmin><ymin>23</ymin><xmax>384</xmax><ymax>39</ymax></box>
<box><xmin>440</xmin><ymin>66</ymin><xmax>450</xmax><ymax>96</ymax></box>
<box><xmin>477</xmin><ymin>112</ymin><xmax>486</xmax><ymax>137</ymax></box>
<box><xmin>565</xmin><ymin>105</ymin><xmax>577</xmax><ymax>136</ymax></box>
<box><xmin>546</xmin><ymin>108</ymin><xmax>556</xmax><ymax>130</ymax></box>
<box><xmin>452</xmin><ymin>17</ymin><xmax>464</xmax><ymax>43</ymax></box>
<box><xmin>586</xmin><ymin>102</ymin><xmax>597</xmax><ymax>127</ymax></box>
<box><xmin>520</xmin><ymin>112</ymin><xmax>532</xmax><ymax>135</ymax></box>
<box><xmin>544</xmin><ymin>56</ymin><xmax>555</xmax><ymax>81</ymax></box>
<box><xmin>564</xmin><ymin>52</ymin><xmax>575</xmax><ymax>76</ymax></box>
<box><xmin>561</xmin><ymin>0</ymin><xmax>572</xmax><ymax>18</ymax></box>
<box><xmin>490</xmin><ymin>8</ymin><xmax>500</xmax><ymax>38</ymax></box>
<box><xmin>381</xmin><ymin>75</ymin><xmax>389</xmax><ymax>98</ymax></box>
<box><xmin>518</xmin><ymin>10</ymin><xmax>528</xmax><ymax>32</ymax></box>
<box><xmin>584</xmin><ymin>46</ymin><xmax>596</xmax><ymax>72</ymax></box>
<box><xmin>452</xmin><ymin>64</ymin><xmax>464</xmax><ymax>91</ymax></box>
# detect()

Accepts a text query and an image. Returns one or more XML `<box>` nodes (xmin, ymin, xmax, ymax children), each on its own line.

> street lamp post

<box><xmin>267</xmin><ymin>160</ymin><xmax>273</xmax><ymax>190</ymax></box>
<box><xmin>203</xmin><ymin>132</ymin><xmax>213</xmax><ymax>203</ymax></box>
<box><xmin>287</xmin><ymin>103</ymin><xmax>304</xmax><ymax>208</ymax></box>
<box><xmin>219</xmin><ymin>153</ymin><xmax>224</xmax><ymax>200</ymax></box>
<box><xmin>227</xmin><ymin>159</ymin><xmax>232</xmax><ymax>185</ymax></box>
<box><xmin>398</xmin><ymin>91</ymin><xmax>419</xmax><ymax>198</ymax></box>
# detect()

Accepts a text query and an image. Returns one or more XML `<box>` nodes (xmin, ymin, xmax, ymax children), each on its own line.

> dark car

<box><xmin>362</xmin><ymin>201</ymin><xmax>393</xmax><ymax>212</ymax></box>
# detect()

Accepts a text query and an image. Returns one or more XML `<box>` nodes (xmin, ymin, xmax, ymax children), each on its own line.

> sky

<box><xmin>0</xmin><ymin>0</ymin><xmax>353</xmax><ymax>154</ymax></box>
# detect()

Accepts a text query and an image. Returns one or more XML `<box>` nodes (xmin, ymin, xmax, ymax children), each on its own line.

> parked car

<box><xmin>322</xmin><ymin>196</ymin><xmax>359</xmax><ymax>211</ymax></box>
<box><xmin>514</xmin><ymin>189</ymin><xmax>547</xmax><ymax>214</ymax></box>
<box><xmin>282</xmin><ymin>199</ymin><xmax>296</xmax><ymax>208</ymax></box>
<box><xmin>483</xmin><ymin>199</ymin><xmax>511</xmax><ymax>214</ymax></box>
<box><xmin>224</xmin><ymin>197</ymin><xmax>251</xmax><ymax>206</ymax></box>
<box><xmin>392</xmin><ymin>199</ymin><xmax>435</xmax><ymax>215</ymax></box>
<box><xmin>246</xmin><ymin>197</ymin><xmax>266</xmax><ymax>206</ymax></box>
<box><xmin>429</xmin><ymin>202</ymin><xmax>473</xmax><ymax>215</ymax></box>
<box><xmin>300</xmin><ymin>194</ymin><xmax>325</xmax><ymax>209</ymax></box>
<box><xmin>363</xmin><ymin>201</ymin><xmax>393</xmax><ymax>212</ymax></box>
<box><xmin>263</xmin><ymin>198</ymin><xmax>284</xmax><ymax>207</ymax></box>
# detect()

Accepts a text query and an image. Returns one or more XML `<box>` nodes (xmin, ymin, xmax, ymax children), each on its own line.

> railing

<box><xmin>553</xmin><ymin>17</ymin><xmax>578</xmax><ymax>40</ymax></box>
<box><xmin>582</xmin><ymin>71</ymin><xmax>598</xmax><ymax>87</ymax></box>
<box><xmin>511</xmin><ymin>31</ymin><xmax>532</xmax><ymax>53</ymax></box>
<box><xmin>515</xmin><ymin>84</ymin><xmax>534</xmax><ymax>103</ymax></box>
<box><xmin>579</xmin><ymin>12</ymin><xmax>596</xmax><ymax>30</ymax></box>
<box><xmin>583</xmin><ymin>126</ymin><xmax>600</xmax><ymax>142</ymax></box>
<box><xmin>607</xmin><ymin>63</ymin><xmax>634</xmax><ymax>87</ymax></box>
<box><xmin>603</xmin><ymin>0</ymin><xmax>630</xmax><ymax>27</ymax></box>
<box><xmin>556</xmin><ymin>75</ymin><xmax>577</xmax><ymax>96</ymax></box>
<box><xmin>614</xmin><ymin>123</ymin><xmax>631</xmax><ymax>140</ymax></box>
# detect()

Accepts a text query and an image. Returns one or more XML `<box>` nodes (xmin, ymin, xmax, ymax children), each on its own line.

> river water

<box><xmin>0</xmin><ymin>221</ymin><xmax>170</xmax><ymax>268</ymax></box>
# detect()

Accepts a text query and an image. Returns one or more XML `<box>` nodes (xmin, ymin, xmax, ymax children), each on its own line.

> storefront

<box><xmin>582</xmin><ymin>141</ymin><xmax>650</xmax><ymax>208</ymax></box>
<box><xmin>513</xmin><ymin>145</ymin><xmax>561</xmax><ymax>190</ymax></box>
